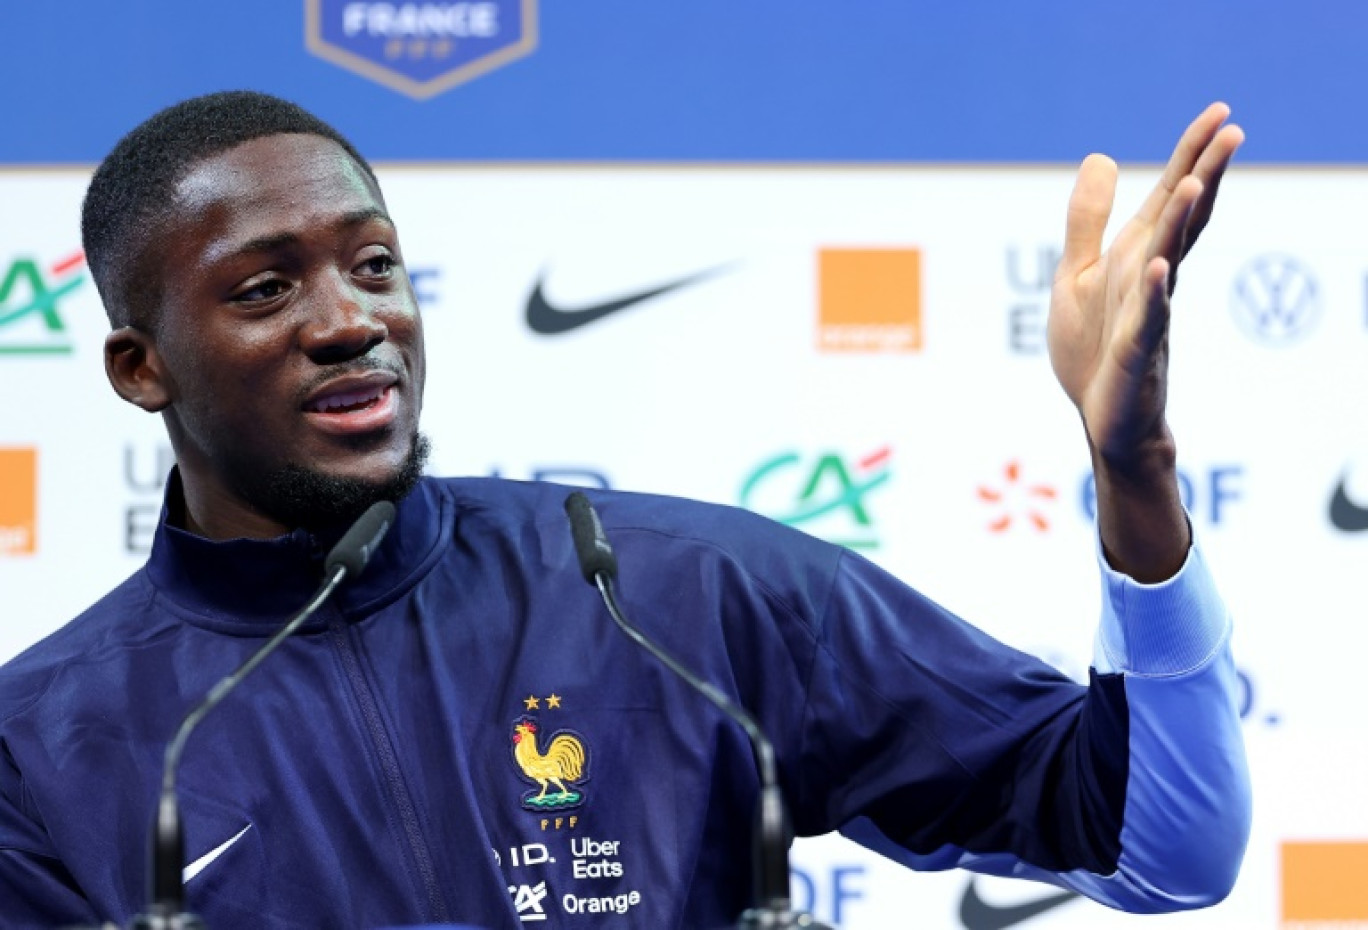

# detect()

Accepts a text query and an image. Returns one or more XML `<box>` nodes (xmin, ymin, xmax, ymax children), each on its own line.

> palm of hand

<box><xmin>1046</xmin><ymin>105</ymin><xmax>1243</xmax><ymax>467</ymax></box>
<box><xmin>1050</xmin><ymin>209</ymin><xmax>1171</xmax><ymax>461</ymax></box>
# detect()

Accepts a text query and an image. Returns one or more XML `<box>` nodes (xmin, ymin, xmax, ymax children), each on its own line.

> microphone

<box><xmin>562</xmin><ymin>492</ymin><xmax>833</xmax><ymax>930</ymax></box>
<box><xmin>131</xmin><ymin>501</ymin><xmax>397</xmax><ymax>930</ymax></box>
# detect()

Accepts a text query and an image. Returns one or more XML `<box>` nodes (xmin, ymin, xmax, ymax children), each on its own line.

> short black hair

<box><xmin>81</xmin><ymin>90</ymin><xmax>378</xmax><ymax>330</ymax></box>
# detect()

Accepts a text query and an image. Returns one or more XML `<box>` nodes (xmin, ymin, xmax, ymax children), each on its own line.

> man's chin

<box><xmin>249</xmin><ymin>433</ymin><xmax>431</xmax><ymax>531</ymax></box>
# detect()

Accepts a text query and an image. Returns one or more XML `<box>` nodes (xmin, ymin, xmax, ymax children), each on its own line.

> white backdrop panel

<box><xmin>2</xmin><ymin>164</ymin><xmax>1364</xmax><ymax>929</ymax></box>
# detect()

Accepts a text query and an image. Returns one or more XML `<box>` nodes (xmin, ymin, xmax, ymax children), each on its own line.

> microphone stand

<box><xmin>128</xmin><ymin>501</ymin><xmax>396</xmax><ymax>929</ymax></box>
<box><xmin>563</xmin><ymin>492</ymin><xmax>835</xmax><ymax>930</ymax></box>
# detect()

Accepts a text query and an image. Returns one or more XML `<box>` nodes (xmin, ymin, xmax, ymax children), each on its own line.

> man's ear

<box><xmin>105</xmin><ymin>326</ymin><xmax>172</xmax><ymax>412</ymax></box>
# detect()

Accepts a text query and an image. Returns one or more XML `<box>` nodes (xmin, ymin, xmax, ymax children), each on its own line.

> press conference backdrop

<box><xmin>1</xmin><ymin>3</ymin><xmax>1363</xmax><ymax>928</ymax></box>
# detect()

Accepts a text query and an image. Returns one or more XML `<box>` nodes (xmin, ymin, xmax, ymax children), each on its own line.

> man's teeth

<box><xmin>310</xmin><ymin>385</ymin><xmax>384</xmax><ymax>413</ymax></box>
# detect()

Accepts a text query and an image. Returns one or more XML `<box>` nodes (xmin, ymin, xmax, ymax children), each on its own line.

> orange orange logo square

<box><xmin>817</xmin><ymin>248</ymin><xmax>922</xmax><ymax>353</ymax></box>
<box><xmin>0</xmin><ymin>448</ymin><xmax>37</xmax><ymax>556</ymax></box>
<box><xmin>1282</xmin><ymin>841</ymin><xmax>1368</xmax><ymax>924</ymax></box>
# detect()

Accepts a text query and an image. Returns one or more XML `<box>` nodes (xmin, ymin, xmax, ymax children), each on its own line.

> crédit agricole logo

<box><xmin>0</xmin><ymin>251</ymin><xmax>86</xmax><ymax>355</ymax></box>
<box><xmin>740</xmin><ymin>448</ymin><xmax>892</xmax><ymax>549</ymax></box>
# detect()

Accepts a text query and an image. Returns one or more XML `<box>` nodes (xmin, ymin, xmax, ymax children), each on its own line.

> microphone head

<box><xmin>563</xmin><ymin>491</ymin><xmax>618</xmax><ymax>583</ymax></box>
<box><xmin>325</xmin><ymin>500</ymin><xmax>397</xmax><ymax>580</ymax></box>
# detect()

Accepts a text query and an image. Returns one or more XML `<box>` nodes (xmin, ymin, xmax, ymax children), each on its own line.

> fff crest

<box><xmin>305</xmin><ymin>0</ymin><xmax>538</xmax><ymax>99</ymax></box>
<box><xmin>510</xmin><ymin>712</ymin><xmax>590</xmax><ymax>813</ymax></box>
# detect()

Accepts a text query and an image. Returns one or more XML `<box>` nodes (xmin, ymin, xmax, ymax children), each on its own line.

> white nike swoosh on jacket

<box><xmin>183</xmin><ymin>824</ymin><xmax>252</xmax><ymax>883</ymax></box>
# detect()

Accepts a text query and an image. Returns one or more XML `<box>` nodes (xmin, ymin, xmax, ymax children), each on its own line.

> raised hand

<box><xmin>1047</xmin><ymin>104</ymin><xmax>1244</xmax><ymax>580</ymax></box>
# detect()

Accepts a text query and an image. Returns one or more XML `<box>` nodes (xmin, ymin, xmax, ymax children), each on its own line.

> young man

<box><xmin>0</xmin><ymin>92</ymin><xmax>1249</xmax><ymax>928</ymax></box>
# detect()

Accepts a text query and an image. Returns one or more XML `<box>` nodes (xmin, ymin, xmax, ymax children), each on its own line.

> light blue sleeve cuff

<box><xmin>1092</xmin><ymin>522</ymin><xmax>1231</xmax><ymax>676</ymax></box>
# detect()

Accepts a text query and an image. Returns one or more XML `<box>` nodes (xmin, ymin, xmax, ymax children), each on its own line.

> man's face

<box><xmin>142</xmin><ymin>133</ymin><xmax>426</xmax><ymax>533</ymax></box>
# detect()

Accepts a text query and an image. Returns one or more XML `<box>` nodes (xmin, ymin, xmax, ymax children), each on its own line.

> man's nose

<box><xmin>299</xmin><ymin>277</ymin><xmax>388</xmax><ymax>364</ymax></box>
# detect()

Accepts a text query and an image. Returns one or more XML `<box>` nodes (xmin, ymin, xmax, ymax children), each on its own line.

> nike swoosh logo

<box><xmin>959</xmin><ymin>878</ymin><xmax>1078</xmax><ymax>930</ymax></box>
<box><xmin>1329</xmin><ymin>474</ymin><xmax>1368</xmax><ymax>531</ymax></box>
<box><xmin>525</xmin><ymin>264</ymin><xmax>731</xmax><ymax>335</ymax></box>
<box><xmin>183</xmin><ymin>824</ymin><xmax>252</xmax><ymax>884</ymax></box>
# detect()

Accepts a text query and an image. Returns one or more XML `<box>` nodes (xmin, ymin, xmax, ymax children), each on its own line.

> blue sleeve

<box><xmin>816</xmin><ymin>529</ymin><xmax>1250</xmax><ymax>913</ymax></box>
<box><xmin>0</xmin><ymin>767</ymin><xmax>103</xmax><ymax>927</ymax></box>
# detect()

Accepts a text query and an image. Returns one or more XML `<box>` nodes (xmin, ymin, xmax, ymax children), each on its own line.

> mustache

<box><xmin>294</xmin><ymin>355</ymin><xmax>406</xmax><ymax>406</ymax></box>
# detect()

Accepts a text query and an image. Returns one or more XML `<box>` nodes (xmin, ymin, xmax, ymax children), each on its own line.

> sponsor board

<box><xmin>1329</xmin><ymin>466</ymin><xmax>1368</xmax><ymax>533</ymax></box>
<box><xmin>977</xmin><ymin>460</ymin><xmax>1058</xmax><ymax>533</ymax></box>
<box><xmin>1004</xmin><ymin>244</ymin><xmax>1060</xmax><ymax>355</ymax></box>
<box><xmin>740</xmin><ymin>448</ymin><xmax>892</xmax><ymax>549</ymax></box>
<box><xmin>0</xmin><ymin>448</ymin><xmax>37</xmax><ymax>556</ymax></box>
<box><xmin>123</xmin><ymin>443</ymin><xmax>174</xmax><ymax>554</ymax></box>
<box><xmin>817</xmin><ymin>249</ymin><xmax>922</xmax><ymax>353</ymax></box>
<box><xmin>1230</xmin><ymin>253</ymin><xmax>1321</xmax><ymax>347</ymax></box>
<box><xmin>488</xmin><ymin>465</ymin><xmax>612</xmax><ymax>489</ymax></box>
<box><xmin>1282</xmin><ymin>841</ymin><xmax>1368</xmax><ymax>928</ymax></box>
<box><xmin>525</xmin><ymin>264</ymin><xmax>730</xmax><ymax>336</ymax></box>
<box><xmin>1079</xmin><ymin>464</ymin><xmax>1244</xmax><ymax>527</ymax></box>
<box><xmin>0</xmin><ymin>251</ymin><xmax>86</xmax><ymax>355</ymax></box>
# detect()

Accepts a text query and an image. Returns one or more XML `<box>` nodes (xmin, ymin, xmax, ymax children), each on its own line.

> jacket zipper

<box><xmin>328</xmin><ymin>609</ymin><xmax>451</xmax><ymax>922</ymax></box>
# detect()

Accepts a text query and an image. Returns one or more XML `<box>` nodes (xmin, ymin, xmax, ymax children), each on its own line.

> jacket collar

<box><xmin>144</xmin><ymin>471</ymin><xmax>448</xmax><ymax>633</ymax></box>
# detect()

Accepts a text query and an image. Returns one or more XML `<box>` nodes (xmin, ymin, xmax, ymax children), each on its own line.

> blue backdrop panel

<box><xmin>2</xmin><ymin>0</ymin><xmax>1359</xmax><ymax>164</ymax></box>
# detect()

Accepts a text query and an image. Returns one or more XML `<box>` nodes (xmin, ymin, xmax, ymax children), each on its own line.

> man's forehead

<box><xmin>171</xmin><ymin>133</ymin><xmax>384</xmax><ymax>218</ymax></box>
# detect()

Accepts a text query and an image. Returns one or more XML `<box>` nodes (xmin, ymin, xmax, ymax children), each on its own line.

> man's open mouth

<box><xmin>301</xmin><ymin>373</ymin><xmax>400</xmax><ymax>435</ymax></box>
<box><xmin>305</xmin><ymin>383</ymin><xmax>388</xmax><ymax>414</ymax></box>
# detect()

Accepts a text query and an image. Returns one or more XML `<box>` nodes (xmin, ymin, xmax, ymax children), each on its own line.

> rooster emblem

<box><xmin>511</xmin><ymin>717</ymin><xmax>588</xmax><ymax>811</ymax></box>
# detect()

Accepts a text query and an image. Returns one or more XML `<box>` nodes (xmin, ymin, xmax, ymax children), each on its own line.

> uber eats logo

<box><xmin>0</xmin><ymin>251</ymin><xmax>87</xmax><ymax>355</ymax></box>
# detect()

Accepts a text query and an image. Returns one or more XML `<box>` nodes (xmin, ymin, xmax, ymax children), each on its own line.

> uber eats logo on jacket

<box><xmin>0</xmin><ymin>251</ymin><xmax>87</xmax><ymax>355</ymax></box>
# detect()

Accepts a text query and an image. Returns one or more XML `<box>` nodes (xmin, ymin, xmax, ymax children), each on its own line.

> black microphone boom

<box><xmin>132</xmin><ymin>501</ymin><xmax>396</xmax><ymax>929</ymax></box>
<box><xmin>564</xmin><ymin>491</ymin><xmax>618</xmax><ymax>582</ymax></box>
<box><xmin>561</xmin><ymin>492</ymin><xmax>833</xmax><ymax>930</ymax></box>
<box><xmin>325</xmin><ymin>500</ymin><xmax>397</xmax><ymax>578</ymax></box>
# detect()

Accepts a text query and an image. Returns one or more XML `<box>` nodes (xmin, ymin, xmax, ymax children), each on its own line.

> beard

<box><xmin>244</xmin><ymin>432</ymin><xmax>432</xmax><ymax>531</ymax></box>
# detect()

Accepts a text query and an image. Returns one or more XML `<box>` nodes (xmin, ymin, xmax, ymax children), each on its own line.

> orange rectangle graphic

<box><xmin>0</xmin><ymin>447</ymin><xmax>37</xmax><ymax>555</ymax></box>
<box><xmin>817</xmin><ymin>248</ymin><xmax>922</xmax><ymax>353</ymax></box>
<box><xmin>1283</xmin><ymin>841</ymin><xmax>1368</xmax><ymax>922</ymax></box>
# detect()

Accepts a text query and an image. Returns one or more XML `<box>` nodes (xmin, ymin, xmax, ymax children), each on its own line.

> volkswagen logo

<box><xmin>1230</xmin><ymin>253</ymin><xmax>1321</xmax><ymax>346</ymax></box>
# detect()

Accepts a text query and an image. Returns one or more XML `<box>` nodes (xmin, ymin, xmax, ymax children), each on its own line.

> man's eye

<box><xmin>235</xmin><ymin>279</ymin><xmax>288</xmax><ymax>302</ymax></box>
<box><xmin>358</xmin><ymin>254</ymin><xmax>396</xmax><ymax>277</ymax></box>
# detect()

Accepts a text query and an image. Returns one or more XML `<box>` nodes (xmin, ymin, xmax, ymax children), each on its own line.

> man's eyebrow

<box><xmin>230</xmin><ymin>208</ymin><xmax>395</xmax><ymax>257</ymax></box>
<box><xmin>338</xmin><ymin>207</ymin><xmax>393</xmax><ymax>229</ymax></box>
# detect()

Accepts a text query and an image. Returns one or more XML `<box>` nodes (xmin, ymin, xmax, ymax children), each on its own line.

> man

<box><xmin>0</xmin><ymin>92</ymin><xmax>1249</xmax><ymax>928</ymax></box>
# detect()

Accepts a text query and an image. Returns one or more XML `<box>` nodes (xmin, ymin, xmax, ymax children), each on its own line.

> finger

<box><xmin>1057</xmin><ymin>153</ymin><xmax>1118</xmax><ymax>280</ymax></box>
<box><xmin>1147</xmin><ymin>176</ymin><xmax>1202</xmax><ymax>292</ymax></box>
<box><xmin>1114</xmin><ymin>257</ymin><xmax>1174</xmax><ymax>377</ymax></box>
<box><xmin>1181</xmin><ymin>122</ymin><xmax>1245</xmax><ymax>258</ymax></box>
<box><xmin>1130</xmin><ymin>256</ymin><xmax>1174</xmax><ymax>359</ymax></box>
<box><xmin>1136</xmin><ymin>102</ymin><xmax>1231</xmax><ymax>225</ymax></box>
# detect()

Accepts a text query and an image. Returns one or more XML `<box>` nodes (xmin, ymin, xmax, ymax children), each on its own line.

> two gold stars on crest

<box><xmin>523</xmin><ymin>693</ymin><xmax>562</xmax><ymax>710</ymax></box>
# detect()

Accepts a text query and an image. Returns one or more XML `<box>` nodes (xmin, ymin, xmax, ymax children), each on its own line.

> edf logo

<box><xmin>1079</xmin><ymin>465</ymin><xmax>1244</xmax><ymax>526</ymax></box>
<box><xmin>790</xmin><ymin>864</ymin><xmax>865</xmax><ymax>926</ymax></box>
